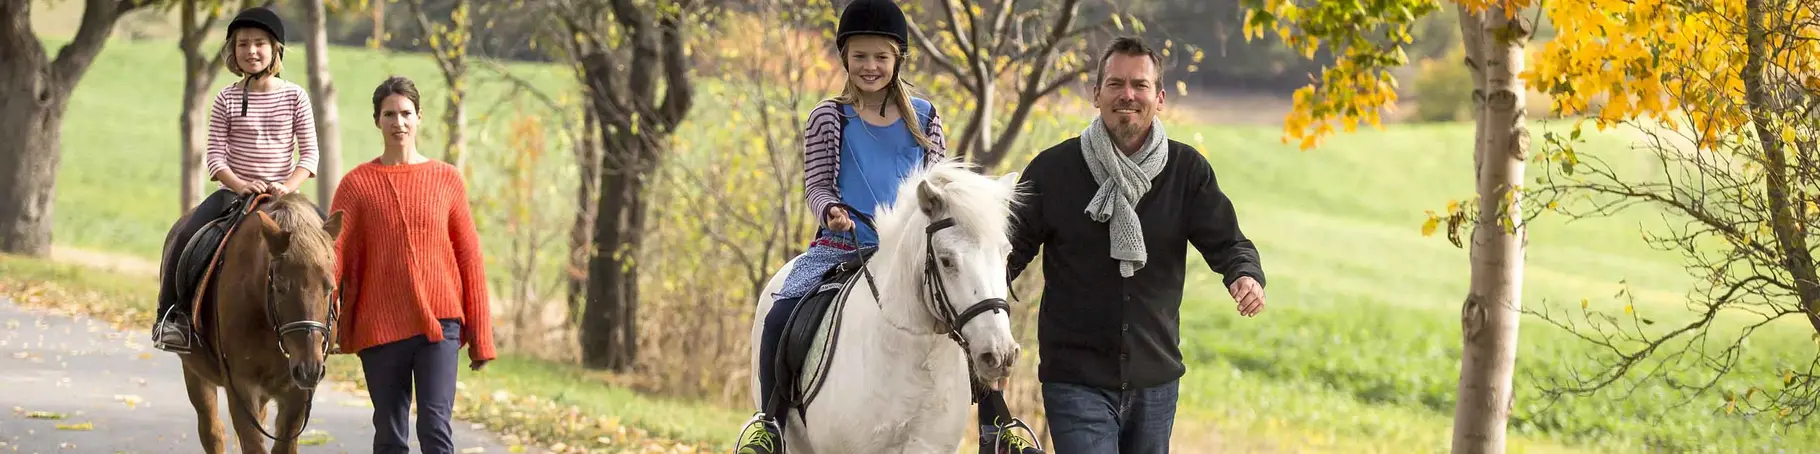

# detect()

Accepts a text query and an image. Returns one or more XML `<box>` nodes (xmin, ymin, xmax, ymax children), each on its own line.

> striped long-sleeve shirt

<box><xmin>206</xmin><ymin>79</ymin><xmax>320</xmax><ymax>186</ymax></box>
<box><xmin>802</xmin><ymin>98</ymin><xmax>947</xmax><ymax>223</ymax></box>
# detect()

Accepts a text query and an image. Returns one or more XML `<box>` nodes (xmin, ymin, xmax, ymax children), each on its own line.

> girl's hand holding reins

<box><xmin>237</xmin><ymin>180</ymin><xmax>270</xmax><ymax>195</ymax></box>
<box><xmin>266</xmin><ymin>182</ymin><xmax>293</xmax><ymax>196</ymax></box>
<box><xmin>827</xmin><ymin>206</ymin><xmax>855</xmax><ymax>232</ymax></box>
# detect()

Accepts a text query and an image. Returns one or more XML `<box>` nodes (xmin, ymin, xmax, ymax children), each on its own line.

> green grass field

<box><xmin>26</xmin><ymin>31</ymin><xmax>1816</xmax><ymax>452</ymax></box>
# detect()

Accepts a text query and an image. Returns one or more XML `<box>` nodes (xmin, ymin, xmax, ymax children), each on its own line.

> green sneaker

<box><xmin>734</xmin><ymin>414</ymin><xmax>781</xmax><ymax>454</ymax></box>
<box><xmin>981</xmin><ymin>418</ymin><xmax>1044</xmax><ymax>454</ymax></box>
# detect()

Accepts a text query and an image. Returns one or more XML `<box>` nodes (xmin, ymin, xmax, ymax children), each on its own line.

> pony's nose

<box><xmin>980</xmin><ymin>346</ymin><xmax>1019</xmax><ymax>370</ymax></box>
<box><xmin>290</xmin><ymin>364</ymin><xmax>324</xmax><ymax>388</ymax></box>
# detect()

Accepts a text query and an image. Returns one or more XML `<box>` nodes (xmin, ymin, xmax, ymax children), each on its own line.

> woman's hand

<box><xmin>470</xmin><ymin>359</ymin><xmax>490</xmax><ymax>371</ymax></box>
<box><xmin>827</xmin><ymin>206</ymin><xmax>855</xmax><ymax>232</ymax></box>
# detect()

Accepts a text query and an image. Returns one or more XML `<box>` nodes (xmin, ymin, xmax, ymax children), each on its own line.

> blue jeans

<box><xmin>1041</xmin><ymin>380</ymin><xmax>1179</xmax><ymax>454</ymax></box>
<box><xmin>358</xmin><ymin>319</ymin><xmax>463</xmax><ymax>454</ymax></box>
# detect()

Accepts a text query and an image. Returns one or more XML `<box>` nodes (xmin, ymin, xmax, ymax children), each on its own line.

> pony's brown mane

<box><xmin>265</xmin><ymin>193</ymin><xmax>335</xmax><ymax>266</ymax></box>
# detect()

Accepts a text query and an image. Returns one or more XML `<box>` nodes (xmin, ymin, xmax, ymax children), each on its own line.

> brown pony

<box><xmin>166</xmin><ymin>193</ymin><xmax>343</xmax><ymax>454</ymax></box>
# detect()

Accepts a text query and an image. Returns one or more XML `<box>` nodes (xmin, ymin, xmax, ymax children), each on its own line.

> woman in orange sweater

<box><xmin>331</xmin><ymin>75</ymin><xmax>494</xmax><ymax>454</ymax></box>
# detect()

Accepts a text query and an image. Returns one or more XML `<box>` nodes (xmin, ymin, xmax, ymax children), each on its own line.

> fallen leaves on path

<box><xmin>22</xmin><ymin>410</ymin><xmax>67</xmax><ymax>420</ymax></box>
<box><xmin>298</xmin><ymin>430</ymin><xmax>333</xmax><ymax>446</ymax></box>
<box><xmin>112</xmin><ymin>394</ymin><xmax>142</xmax><ymax>409</ymax></box>
<box><xmin>53</xmin><ymin>422</ymin><xmax>93</xmax><ymax>431</ymax></box>
<box><xmin>5</xmin><ymin>265</ymin><xmax>718</xmax><ymax>454</ymax></box>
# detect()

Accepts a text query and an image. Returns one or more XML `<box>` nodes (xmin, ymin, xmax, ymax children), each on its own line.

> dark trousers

<box><xmin>1042</xmin><ymin>380</ymin><xmax>1179</xmax><ymax>454</ymax></box>
<box><xmin>156</xmin><ymin>189</ymin><xmax>236</xmax><ymax>324</ymax></box>
<box><xmin>757</xmin><ymin>296</ymin><xmax>802</xmax><ymax>410</ymax></box>
<box><xmin>358</xmin><ymin>319</ymin><xmax>463</xmax><ymax>454</ymax></box>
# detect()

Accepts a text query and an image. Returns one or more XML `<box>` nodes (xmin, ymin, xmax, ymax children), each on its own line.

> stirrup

<box><xmin>153</xmin><ymin>308</ymin><xmax>193</xmax><ymax>354</ymax></box>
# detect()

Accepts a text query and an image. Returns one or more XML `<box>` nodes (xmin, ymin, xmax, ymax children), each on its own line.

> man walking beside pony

<box><xmin>984</xmin><ymin>35</ymin><xmax>1270</xmax><ymax>454</ymax></box>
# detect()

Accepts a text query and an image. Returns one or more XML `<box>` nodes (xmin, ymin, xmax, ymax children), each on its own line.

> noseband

<box><xmin>265</xmin><ymin>262</ymin><xmax>337</xmax><ymax>359</ymax></box>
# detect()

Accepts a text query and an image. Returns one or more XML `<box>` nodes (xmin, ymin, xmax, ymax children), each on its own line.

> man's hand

<box><xmin>470</xmin><ymin>359</ymin><xmax>490</xmax><ymax>371</ymax></box>
<box><xmin>827</xmin><ymin>207</ymin><xmax>855</xmax><ymax>232</ymax></box>
<box><xmin>1228</xmin><ymin>276</ymin><xmax>1265</xmax><ymax>317</ymax></box>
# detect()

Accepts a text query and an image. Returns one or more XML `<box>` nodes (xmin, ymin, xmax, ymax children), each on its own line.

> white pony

<box><xmin>749</xmin><ymin>159</ymin><xmax>1026</xmax><ymax>453</ymax></box>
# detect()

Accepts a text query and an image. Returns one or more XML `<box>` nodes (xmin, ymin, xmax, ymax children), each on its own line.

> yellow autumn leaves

<box><xmin>1527</xmin><ymin>0</ymin><xmax>1820</xmax><ymax>151</ymax></box>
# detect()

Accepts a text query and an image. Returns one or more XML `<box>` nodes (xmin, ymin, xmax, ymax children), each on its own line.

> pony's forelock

<box><xmin>267</xmin><ymin>194</ymin><xmax>336</xmax><ymax>269</ymax></box>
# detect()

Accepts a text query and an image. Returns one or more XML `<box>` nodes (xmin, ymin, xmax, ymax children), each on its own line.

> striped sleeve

<box><xmin>205</xmin><ymin>86</ymin><xmax>233</xmax><ymax>180</ymax></box>
<box><xmin>291</xmin><ymin>86</ymin><xmax>321</xmax><ymax>176</ymax></box>
<box><xmin>923</xmin><ymin>103</ymin><xmax>948</xmax><ymax>163</ymax></box>
<box><xmin>802</xmin><ymin>100</ymin><xmax>845</xmax><ymax>224</ymax></box>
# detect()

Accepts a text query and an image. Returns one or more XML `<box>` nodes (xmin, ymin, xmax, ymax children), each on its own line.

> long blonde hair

<box><xmin>830</xmin><ymin>42</ymin><xmax>940</xmax><ymax>153</ymax></box>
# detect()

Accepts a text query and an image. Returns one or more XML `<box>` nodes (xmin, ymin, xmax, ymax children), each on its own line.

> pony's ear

<box><xmin>322</xmin><ymin>210</ymin><xmax>345</xmax><ymax>240</ymax></box>
<box><xmin>256</xmin><ymin>212</ymin><xmax>291</xmax><ymax>255</ymax></box>
<box><xmin>917</xmin><ymin>178</ymin><xmax>947</xmax><ymax>217</ymax></box>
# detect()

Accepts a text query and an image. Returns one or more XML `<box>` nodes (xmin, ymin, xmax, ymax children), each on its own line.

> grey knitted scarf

<box><xmin>1081</xmin><ymin>116</ymin><xmax>1168</xmax><ymax>277</ymax></box>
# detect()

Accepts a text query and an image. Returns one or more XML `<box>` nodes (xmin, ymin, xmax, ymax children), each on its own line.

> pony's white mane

<box><xmin>870</xmin><ymin>158</ymin><xmax>1022</xmax><ymax>289</ymax></box>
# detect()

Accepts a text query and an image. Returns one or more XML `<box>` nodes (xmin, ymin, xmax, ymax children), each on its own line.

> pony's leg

<box><xmin>181</xmin><ymin>367</ymin><xmax>226</xmax><ymax>454</ymax></box>
<box><xmin>225</xmin><ymin>387</ymin><xmax>273</xmax><ymax>454</ymax></box>
<box><xmin>268</xmin><ymin>388</ymin><xmax>312</xmax><ymax>454</ymax></box>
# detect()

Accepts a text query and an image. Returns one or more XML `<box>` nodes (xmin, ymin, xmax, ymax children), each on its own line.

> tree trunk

<box><xmin>370</xmin><ymin>0</ymin><xmax>384</xmax><ymax>48</ymax></box>
<box><xmin>0</xmin><ymin>97</ymin><xmax>63</xmax><ymax>258</ymax></box>
<box><xmin>569</xmin><ymin>107</ymin><xmax>601</xmax><ymax>324</ymax></box>
<box><xmin>178</xmin><ymin>0</ymin><xmax>220</xmax><ymax>212</ymax></box>
<box><xmin>304</xmin><ymin>0</ymin><xmax>342</xmax><ymax>205</ymax></box>
<box><xmin>0</xmin><ymin>0</ymin><xmax>134</xmax><ymax>256</ymax></box>
<box><xmin>580</xmin><ymin>129</ymin><xmax>652</xmax><ymax>371</ymax></box>
<box><xmin>1741</xmin><ymin>0</ymin><xmax>1820</xmax><ymax>332</ymax></box>
<box><xmin>1451</xmin><ymin>5</ymin><xmax>1531</xmax><ymax>453</ymax></box>
<box><xmin>444</xmin><ymin>74</ymin><xmax>467</xmax><ymax>169</ymax></box>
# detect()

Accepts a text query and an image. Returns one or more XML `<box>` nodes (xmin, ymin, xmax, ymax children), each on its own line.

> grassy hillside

<box><xmin>31</xmin><ymin>33</ymin><xmax>1816</xmax><ymax>452</ymax></box>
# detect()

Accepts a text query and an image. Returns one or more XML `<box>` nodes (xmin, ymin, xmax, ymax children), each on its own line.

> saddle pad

<box><xmin>794</xmin><ymin>274</ymin><xmax>858</xmax><ymax>406</ymax></box>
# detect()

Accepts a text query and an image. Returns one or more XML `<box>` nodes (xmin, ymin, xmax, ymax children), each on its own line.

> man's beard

<box><xmin>1109</xmin><ymin>114</ymin><xmax>1149</xmax><ymax>144</ymax></box>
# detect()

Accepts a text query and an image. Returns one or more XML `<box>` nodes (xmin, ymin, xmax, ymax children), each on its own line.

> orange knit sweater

<box><xmin>330</xmin><ymin>158</ymin><xmax>494</xmax><ymax>361</ymax></box>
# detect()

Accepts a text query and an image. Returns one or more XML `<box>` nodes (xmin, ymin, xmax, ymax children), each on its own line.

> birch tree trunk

<box><xmin>304</xmin><ymin>0</ymin><xmax>341</xmax><ymax>204</ymax></box>
<box><xmin>1451</xmin><ymin>4</ymin><xmax>1532</xmax><ymax>452</ymax></box>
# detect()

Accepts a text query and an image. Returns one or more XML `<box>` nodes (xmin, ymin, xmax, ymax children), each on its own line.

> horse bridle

<box><xmin>839</xmin><ymin>204</ymin><xmax>1009</xmax><ymax>397</ymax></box>
<box><xmin>917</xmin><ymin>218</ymin><xmax>1010</xmax><ymax>350</ymax></box>
<box><xmin>264</xmin><ymin>261</ymin><xmax>338</xmax><ymax>360</ymax></box>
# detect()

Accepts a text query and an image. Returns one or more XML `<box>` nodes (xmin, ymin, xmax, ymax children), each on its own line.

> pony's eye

<box><xmin>939</xmin><ymin>257</ymin><xmax>955</xmax><ymax>269</ymax></box>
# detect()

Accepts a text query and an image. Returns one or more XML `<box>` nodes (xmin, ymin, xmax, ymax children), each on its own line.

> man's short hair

<box><xmin>1096</xmin><ymin>36</ymin><xmax>1165</xmax><ymax>88</ymax></box>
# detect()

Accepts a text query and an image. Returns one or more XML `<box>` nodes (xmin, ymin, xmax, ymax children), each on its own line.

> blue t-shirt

<box><xmin>833</xmin><ymin>98</ymin><xmax>935</xmax><ymax>246</ymax></box>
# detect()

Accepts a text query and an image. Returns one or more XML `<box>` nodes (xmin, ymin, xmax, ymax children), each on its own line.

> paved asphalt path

<box><xmin>0</xmin><ymin>298</ymin><xmax>517</xmax><ymax>453</ymax></box>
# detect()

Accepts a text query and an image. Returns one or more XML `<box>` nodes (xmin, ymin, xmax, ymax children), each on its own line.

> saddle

<box><xmin>765</xmin><ymin>246</ymin><xmax>877</xmax><ymax>422</ymax></box>
<box><xmin>176</xmin><ymin>193</ymin><xmax>271</xmax><ymax>334</ymax></box>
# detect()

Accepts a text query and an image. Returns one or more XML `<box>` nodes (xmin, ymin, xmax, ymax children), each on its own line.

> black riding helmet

<box><xmin>836</xmin><ymin>0</ymin><xmax>911</xmax><ymax>114</ymax></box>
<box><xmin>836</xmin><ymin>0</ymin><xmax>908</xmax><ymax>51</ymax></box>
<box><xmin>227</xmin><ymin>6</ymin><xmax>285</xmax><ymax>47</ymax></box>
